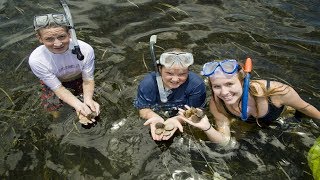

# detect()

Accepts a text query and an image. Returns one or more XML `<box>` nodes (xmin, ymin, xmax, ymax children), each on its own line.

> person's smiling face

<box><xmin>37</xmin><ymin>27</ymin><xmax>70</xmax><ymax>54</ymax></box>
<box><xmin>160</xmin><ymin>65</ymin><xmax>189</xmax><ymax>89</ymax></box>
<box><xmin>210</xmin><ymin>75</ymin><xmax>243</xmax><ymax>105</ymax></box>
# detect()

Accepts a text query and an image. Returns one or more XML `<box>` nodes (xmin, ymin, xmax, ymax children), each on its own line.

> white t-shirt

<box><xmin>29</xmin><ymin>40</ymin><xmax>95</xmax><ymax>90</ymax></box>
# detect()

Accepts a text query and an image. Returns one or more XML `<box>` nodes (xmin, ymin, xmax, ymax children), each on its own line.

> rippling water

<box><xmin>0</xmin><ymin>0</ymin><xmax>319</xmax><ymax>179</ymax></box>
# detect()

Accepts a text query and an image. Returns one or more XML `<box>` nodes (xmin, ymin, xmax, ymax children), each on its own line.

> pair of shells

<box><xmin>184</xmin><ymin>107</ymin><xmax>204</xmax><ymax>123</ymax></box>
<box><xmin>79</xmin><ymin>111</ymin><xmax>97</xmax><ymax>125</ymax></box>
<box><xmin>155</xmin><ymin>122</ymin><xmax>174</xmax><ymax>136</ymax></box>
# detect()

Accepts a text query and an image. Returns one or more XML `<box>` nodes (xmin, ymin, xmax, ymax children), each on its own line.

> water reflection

<box><xmin>0</xmin><ymin>0</ymin><xmax>319</xmax><ymax>179</ymax></box>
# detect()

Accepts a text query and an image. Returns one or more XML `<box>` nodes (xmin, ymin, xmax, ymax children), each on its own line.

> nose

<box><xmin>171</xmin><ymin>75</ymin><xmax>179</xmax><ymax>82</ymax></box>
<box><xmin>53</xmin><ymin>39</ymin><xmax>62</xmax><ymax>47</ymax></box>
<box><xmin>220</xmin><ymin>86</ymin><xmax>229</xmax><ymax>95</ymax></box>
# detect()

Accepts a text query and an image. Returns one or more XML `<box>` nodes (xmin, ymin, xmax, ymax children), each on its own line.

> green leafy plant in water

<box><xmin>0</xmin><ymin>87</ymin><xmax>15</xmax><ymax>106</ymax></box>
<box><xmin>308</xmin><ymin>137</ymin><xmax>320</xmax><ymax>180</ymax></box>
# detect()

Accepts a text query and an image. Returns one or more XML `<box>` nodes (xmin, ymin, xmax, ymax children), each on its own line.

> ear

<box><xmin>67</xmin><ymin>29</ymin><xmax>71</xmax><ymax>38</ymax></box>
<box><xmin>36</xmin><ymin>33</ymin><xmax>43</xmax><ymax>43</ymax></box>
<box><xmin>158</xmin><ymin>65</ymin><xmax>162</xmax><ymax>74</ymax></box>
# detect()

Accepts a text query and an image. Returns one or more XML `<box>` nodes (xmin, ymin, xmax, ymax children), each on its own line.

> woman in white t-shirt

<box><xmin>29</xmin><ymin>13</ymin><xmax>100</xmax><ymax>125</ymax></box>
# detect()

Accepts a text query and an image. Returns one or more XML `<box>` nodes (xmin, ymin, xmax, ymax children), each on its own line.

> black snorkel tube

<box><xmin>60</xmin><ymin>0</ymin><xmax>84</xmax><ymax>60</ymax></box>
<box><xmin>150</xmin><ymin>35</ymin><xmax>168</xmax><ymax>103</ymax></box>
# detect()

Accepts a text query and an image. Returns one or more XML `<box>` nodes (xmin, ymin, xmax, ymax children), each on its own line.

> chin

<box><xmin>221</xmin><ymin>97</ymin><xmax>238</xmax><ymax>105</ymax></box>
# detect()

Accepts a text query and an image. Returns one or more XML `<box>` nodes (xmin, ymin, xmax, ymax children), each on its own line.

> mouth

<box><xmin>221</xmin><ymin>94</ymin><xmax>234</xmax><ymax>102</ymax></box>
<box><xmin>169</xmin><ymin>81</ymin><xmax>180</xmax><ymax>87</ymax></box>
<box><xmin>54</xmin><ymin>46</ymin><xmax>64</xmax><ymax>50</ymax></box>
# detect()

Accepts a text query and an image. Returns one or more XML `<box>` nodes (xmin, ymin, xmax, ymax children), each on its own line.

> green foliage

<box><xmin>308</xmin><ymin>137</ymin><xmax>320</xmax><ymax>180</ymax></box>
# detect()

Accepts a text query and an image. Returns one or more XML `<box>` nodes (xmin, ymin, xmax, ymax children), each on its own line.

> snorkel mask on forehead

<box><xmin>158</xmin><ymin>52</ymin><xmax>194</xmax><ymax>68</ymax></box>
<box><xmin>201</xmin><ymin>58</ymin><xmax>253</xmax><ymax>121</ymax></box>
<box><xmin>201</xmin><ymin>59</ymin><xmax>239</xmax><ymax>79</ymax></box>
<box><xmin>33</xmin><ymin>13</ymin><xmax>70</xmax><ymax>31</ymax></box>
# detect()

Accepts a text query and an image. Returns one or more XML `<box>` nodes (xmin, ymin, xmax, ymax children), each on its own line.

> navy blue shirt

<box><xmin>134</xmin><ymin>71</ymin><xmax>206</xmax><ymax>112</ymax></box>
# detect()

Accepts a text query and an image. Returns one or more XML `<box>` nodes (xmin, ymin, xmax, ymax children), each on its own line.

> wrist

<box><xmin>148</xmin><ymin>116</ymin><xmax>164</xmax><ymax>123</ymax></box>
<box><xmin>203</xmin><ymin>124</ymin><xmax>212</xmax><ymax>131</ymax></box>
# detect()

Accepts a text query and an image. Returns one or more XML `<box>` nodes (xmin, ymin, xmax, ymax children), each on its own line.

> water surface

<box><xmin>0</xmin><ymin>0</ymin><xmax>319</xmax><ymax>179</ymax></box>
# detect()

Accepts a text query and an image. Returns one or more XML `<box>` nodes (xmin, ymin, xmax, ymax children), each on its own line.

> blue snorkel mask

<box><xmin>201</xmin><ymin>58</ymin><xmax>252</xmax><ymax>121</ymax></box>
<box><xmin>201</xmin><ymin>59</ymin><xmax>239</xmax><ymax>77</ymax></box>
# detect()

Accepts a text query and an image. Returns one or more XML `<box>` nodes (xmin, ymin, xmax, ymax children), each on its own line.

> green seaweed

<box><xmin>308</xmin><ymin>137</ymin><xmax>320</xmax><ymax>180</ymax></box>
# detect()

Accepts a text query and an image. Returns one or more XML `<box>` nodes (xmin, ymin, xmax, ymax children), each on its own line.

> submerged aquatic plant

<box><xmin>308</xmin><ymin>137</ymin><xmax>320</xmax><ymax>180</ymax></box>
<box><xmin>0</xmin><ymin>87</ymin><xmax>15</xmax><ymax>106</ymax></box>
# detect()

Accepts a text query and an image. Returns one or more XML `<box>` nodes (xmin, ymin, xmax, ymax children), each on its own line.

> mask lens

<box><xmin>34</xmin><ymin>15</ymin><xmax>49</xmax><ymax>29</ymax></box>
<box><xmin>180</xmin><ymin>53</ymin><xmax>193</xmax><ymax>67</ymax></box>
<box><xmin>221</xmin><ymin>60</ymin><xmax>238</xmax><ymax>74</ymax></box>
<box><xmin>33</xmin><ymin>14</ymin><xmax>68</xmax><ymax>31</ymax></box>
<box><xmin>160</xmin><ymin>52</ymin><xmax>193</xmax><ymax>67</ymax></box>
<box><xmin>52</xmin><ymin>14</ymin><xmax>68</xmax><ymax>25</ymax></box>
<box><xmin>202</xmin><ymin>62</ymin><xmax>219</xmax><ymax>76</ymax></box>
<box><xmin>163</xmin><ymin>54</ymin><xmax>175</xmax><ymax>67</ymax></box>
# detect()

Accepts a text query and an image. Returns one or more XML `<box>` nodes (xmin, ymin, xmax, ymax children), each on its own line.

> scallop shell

<box><xmin>163</xmin><ymin>130</ymin><xmax>171</xmax><ymax>136</ymax></box>
<box><xmin>164</xmin><ymin>123</ymin><xmax>174</xmax><ymax>131</ymax></box>
<box><xmin>184</xmin><ymin>107</ymin><xmax>204</xmax><ymax>123</ymax></box>
<box><xmin>155</xmin><ymin>122</ymin><xmax>165</xmax><ymax>129</ymax></box>
<box><xmin>155</xmin><ymin>128</ymin><xmax>164</xmax><ymax>135</ymax></box>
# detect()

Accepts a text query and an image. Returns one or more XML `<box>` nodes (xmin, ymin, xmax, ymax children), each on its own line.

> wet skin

<box><xmin>37</xmin><ymin>27</ymin><xmax>71</xmax><ymax>54</ymax></box>
<box><xmin>160</xmin><ymin>65</ymin><xmax>189</xmax><ymax>90</ymax></box>
<box><xmin>210</xmin><ymin>75</ymin><xmax>243</xmax><ymax>105</ymax></box>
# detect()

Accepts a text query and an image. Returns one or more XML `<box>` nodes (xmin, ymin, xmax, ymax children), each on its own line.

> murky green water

<box><xmin>0</xmin><ymin>0</ymin><xmax>319</xmax><ymax>179</ymax></box>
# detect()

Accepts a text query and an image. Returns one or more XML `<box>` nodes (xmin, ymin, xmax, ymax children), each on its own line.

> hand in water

<box><xmin>161</xmin><ymin>117</ymin><xmax>183</xmax><ymax>141</ymax></box>
<box><xmin>144</xmin><ymin>117</ymin><xmax>165</xmax><ymax>141</ymax></box>
<box><xmin>178</xmin><ymin>105</ymin><xmax>211</xmax><ymax>131</ymax></box>
<box><xmin>77</xmin><ymin>111</ymin><xmax>97</xmax><ymax>125</ymax></box>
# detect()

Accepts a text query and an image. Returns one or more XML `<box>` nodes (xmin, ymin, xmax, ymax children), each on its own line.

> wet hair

<box><xmin>36</xmin><ymin>24</ymin><xmax>69</xmax><ymax>36</ymax></box>
<box><xmin>163</xmin><ymin>48</ymin><xmax>190</xmax><ymax>53</ymax></box>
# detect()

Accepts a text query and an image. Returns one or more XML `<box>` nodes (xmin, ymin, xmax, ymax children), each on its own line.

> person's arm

<box><xmin>204</xmin><ymin>97</ymin><xmax>232</xmax><ymax>144</ymax></box>
<box><xmin>82</xmin><ymin>79</ymin><xmax>100</xmax><ymax>115</ymax></box>
<box><xmin>79</xmin><ymin>41</ymin><xmax>100</xmax><ymax>115</ymax></box>
<box><xmin>179</xmin><ymin>97</ymin><xmax>231</xmax><ymax>144</ymax></box>
<box><xmin>54</xmin><ymin>86</ymin><xmax>92</xmax><ymax>116</ymax></box>
<box><xmin>278</xmin><ymin>84</ymin><xmax>320</xmax><ymax>120</ymax></box>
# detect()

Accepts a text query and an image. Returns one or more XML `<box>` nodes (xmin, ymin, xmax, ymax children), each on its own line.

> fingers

<box><xmin>176</xmin><ymin>122</ymin><xmax>184</xmax><ymax>132</ymax></box>
<box><xmin>78</xmin><ymin>104</ymin><xmax>92</xmax><ymax>116</ymax></box>
<box><xmin>78</xmin><ymin>113</ymin><xmax>94</xmax><ymax>125</ymax></box>
<box><xmin>143</xmin><ymin>117</ymin><xmax>163</xmax><ymax>126</ymax></box>
<box><xmin>94</xmin><ymin>102</ymin><xmax>100</xmax><ymax>115</ymax></box>
<box><xmin>178</xmin><ymin>115</ymin><xmax>194</xmax><ymax>125</ymax></box>
<box><xmin>162</xmin><ymin>128</ymin><xmax>177</xmax><ymax>140</ymax></box>
<box><xmin>88</xmin><ymin>101</ymin><xmax>100</xmax><ymax>115</ymax></box>
<box><xmin>150</xmin><ymin>124</ymin><xmax>164</xmax><ymax>141</ymax></box>
<box><xmin>143</xmin><ymin>119</ymin><xmax>152</xmax><ymax>126</ymax></box>
<box><xmin>153</xmin><ymin>133</ymin><xmax>164</xmax><ymax>141</ymax></box>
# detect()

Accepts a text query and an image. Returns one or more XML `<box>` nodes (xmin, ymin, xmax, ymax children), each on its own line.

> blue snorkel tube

<box><xmin>241</xmin><ymin>58</ymin><xmax>252</xmax><ymax>121</ymax></box>
<box><xmin>60</xmin><ymin>0</ymin><xmax>84</xmax><ymax>60</ymax></box>
<box><xmin>150</xmin><ymin>35</ymin><xmax>168</xmax><ymax>103</ymax></box>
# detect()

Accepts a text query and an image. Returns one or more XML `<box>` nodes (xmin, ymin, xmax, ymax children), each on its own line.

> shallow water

<box><xmin>0</xmin><ymin>0</ymin><xmax>319</xmax><ymax>179</ymax></box>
